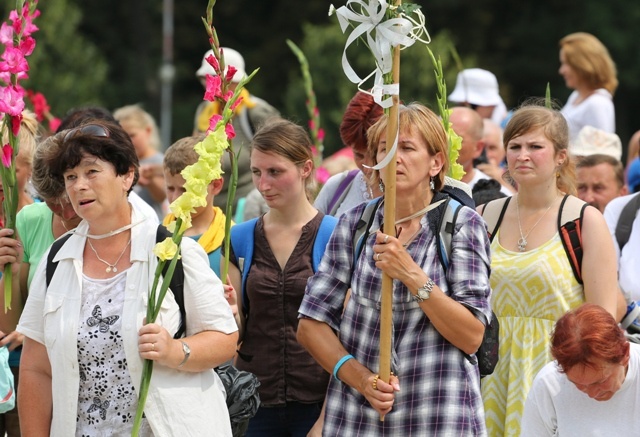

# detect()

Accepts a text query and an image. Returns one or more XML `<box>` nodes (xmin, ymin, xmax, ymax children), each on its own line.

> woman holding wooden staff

<box><xmin>298</xmin><ymin>103</ymin><xmax>491</xmax><ymax>435</ymax></box>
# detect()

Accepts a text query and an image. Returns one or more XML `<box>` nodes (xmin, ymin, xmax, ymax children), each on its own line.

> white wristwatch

<box><xmin>413</xmin><ymin>278</ymin><xmax>435</xmax><ymax>303</ymax></box>
<box><xmin>178</xmin><ymin>341</ymin><xmax>191</xmax><ymax>368</ymax></box>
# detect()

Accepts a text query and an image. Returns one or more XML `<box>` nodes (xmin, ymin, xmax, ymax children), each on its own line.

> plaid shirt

<box><xmin>300</xmin><ymin>199</ymin><xmax>491</xmax><ymax>436</ymax></box>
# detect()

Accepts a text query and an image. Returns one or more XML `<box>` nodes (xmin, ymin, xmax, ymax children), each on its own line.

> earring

<box><xmin>429</xmin><ymin>176</ymin><xmax>435</xmax><ymax>191</ymax></box>
<box><xmin>378</xmin><ymin>180</ymin><xmax>385</xmax><ymax>193</ymax></box>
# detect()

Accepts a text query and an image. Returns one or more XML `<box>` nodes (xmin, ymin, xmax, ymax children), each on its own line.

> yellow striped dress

<box><xmin>481</xmin><ymin>230</ymin><xmax>584</xmax><ymax>436</ymax></box>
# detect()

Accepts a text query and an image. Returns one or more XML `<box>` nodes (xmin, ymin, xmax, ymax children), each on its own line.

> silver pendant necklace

<box><xmin>515</xmin><ymin>195</ymin><xmax>555</xmax><ymax>252</ymax></box>
<box><xmin>87</xmin><ymin>238</ymin><xmax>131</xmax><ymax>273</ymax></box>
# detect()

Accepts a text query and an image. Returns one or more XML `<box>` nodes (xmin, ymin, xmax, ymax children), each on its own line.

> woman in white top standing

<box><xmin>559</xmin><ymin>32</ymin><xmax>618</xmax><ymax>144</ymax></box>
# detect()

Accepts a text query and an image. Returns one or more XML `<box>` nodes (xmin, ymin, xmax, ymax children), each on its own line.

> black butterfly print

<box><xmin>87</xmin><ymin>397</ymin><xmax>110</xmax><ymax>420</ymax></box>
<box><xmin>86</xmin><ymin>305</ymin><xmax>119</xmax><ymax>333</ymax></box>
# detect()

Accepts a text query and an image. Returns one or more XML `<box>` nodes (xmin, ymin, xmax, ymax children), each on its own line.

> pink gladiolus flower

<box><xmin>230</xmin><ymin>97</ymin><xmax>243</xmax><ymax>111</ymax></box>
<box><xmin>205</xmin><ymin>54</ymin><xmax>219</xmax><ymax>72</ymax></box>
<box><xmin>223</xmin><ymin>90</ymin><xmax>233</xmax><ymax>102</ymax></box>
<box><xmin>204</xmin><ymin>74</ymin><xmax>222</xmax><ymax>101</ymax></box>
<box><xmin>0</xmin><ymin>23</ymin><xmax>13</xmax><ymax>46</ymax></box>
<box><xmin>1</xmin><ymin>144</ymin><xmax>13</xmax><ymax>168</ymax></box>
<box><xmin>0</xmin><ymin>86</ymin><xmax>25</xmax><ymax>116</ymax></box>
<box><xmin>225</xmin><ymin>65</ymin><xmax>237</xmax><ymax>83</ymax></box>
<box><xmin>317</xmin><ymin>128</ymin><xmax>325</xmax><ymax>142</ymax></box>
<box><xmin>1</xmin><ymin>47</ymin><xmax>29</xmax><ymax>74</ymax></box>
<box><xmin>314</xmin><ymin>107</ymin><xmax>320</xmax><ymax>117</ymax></box>
<box><xmin>225</xmin><ymin>123</ymin><xmax>236</xmax><ymax>139</ymax></box>
<box><xmin>19</xmin><ymin>37</ymin><xmax>35</xmax><ymax>56</ymax></box>
<box><xmin>11</xmin><ymin>114</ymin><xmax>22</xmax><ymax>136</ymax></box>
<box><xmin>316</xmin><ymin>167</ymin><xmax>330</xmax><ymax>184</ymax></box>
<box><xmin>49</xmin><ymin>117</ymin><xmax>61</xmax><ymax>133</ymax></box>
<box><xmin>308</xmin><ymin>120</ymin><xmax>316</xmax><ymax>131</ymax></box>
<box><xmin>207</xmin><ymin>114</ymin><xmax>223</xmax><ymax>133</ymax></box>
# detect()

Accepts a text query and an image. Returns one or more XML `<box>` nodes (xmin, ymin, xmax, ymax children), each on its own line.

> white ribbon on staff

<box><xmin>333</xmin><ymin>0</ymin><xmax>430</xmax><ymax>109</ymax></box>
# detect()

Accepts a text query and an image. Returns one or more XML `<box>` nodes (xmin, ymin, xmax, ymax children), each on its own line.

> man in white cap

<box><xmin>448</xmin><ymin>68</ymin><xmax>508</xmax><ymax>126</ymax></box>
<box><xmin>194</xmin><ymin>47</ymin><xmax>279</xmax><ymax>210</ymax></box>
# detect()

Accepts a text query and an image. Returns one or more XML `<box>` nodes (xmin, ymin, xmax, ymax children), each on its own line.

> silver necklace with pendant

<box><xmin>87</xmin><ymin>238</ymin><xmax>131</xmax><ymax>273</ymax></box>
<box><xmin>515</xmin><ymin>194</ymin><xmax>555</xmax><ymax>252</ymax></box>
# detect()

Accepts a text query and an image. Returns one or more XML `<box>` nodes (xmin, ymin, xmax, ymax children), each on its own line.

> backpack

<box><xmin>230</xmin><ymin>214</ymin><xmax>337</xmax><ymax>319</ymax></box>
<box><xmin>615</xmin><ymin>192</ymin><xmax>640</xmax><ymax>252</ymax></box>
<box><xmin>45</xmin><ymin>225</ymin><xmax>260</xmax><ymax>437</ymax></box>
<box><xmin>0</xmin><ymin>346</ymin><xmax>15</xmax><ymax>414</ymax></box>
<box><xmin>353</xmin><ymin>193</ymin><xmax>500</xmax><ymax>377</ymax></box>
<box><xmin>481</xmin><ymin>194</ymin><xmax>587</xmax><ymax>284</ymax></box>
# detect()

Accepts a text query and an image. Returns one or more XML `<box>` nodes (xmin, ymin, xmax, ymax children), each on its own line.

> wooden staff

<box><xmin>379</xmin><ymin>0</ymin><xmax>401</xmax><ymax>421</ymax></box>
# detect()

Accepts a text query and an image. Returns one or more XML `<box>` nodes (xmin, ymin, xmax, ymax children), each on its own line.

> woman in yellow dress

<box><xmin>478</xmin><ymin>103</ymin><xmax>620</xmax><ymax>436</ymax></box>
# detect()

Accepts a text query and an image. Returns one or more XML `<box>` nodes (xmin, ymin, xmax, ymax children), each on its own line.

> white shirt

<box><xmin>314</xmin><ymin>169</ymin><xmax>372</xmax><ymax>217</ymax></box>
<box><xmin>521</xmin><ymin>343</ymin><xmax>640</xmax><ymax>437</ymax></box>
<box><xmin>561</xmin><ymin>89</ymin><xmax>615</xmax><ymax>144</ymax></box>
<box><xmin>604</xmin><ymin>193</ymin><xmax>640</xmax><ymax>301</ymax></box>
<box><xmin>468</xmin><ymin>168</ymin><xmax>513</xmax><ymax>196</ymax></box>
<box><xmin>18</xmin><ymin>207</ymin><xmax>238</xmax><ymax>436</ymax></box>
<box><xmin>129</xmin><ymin>191</ymin><xmax>160</xmax><ymax>226</ymax></box>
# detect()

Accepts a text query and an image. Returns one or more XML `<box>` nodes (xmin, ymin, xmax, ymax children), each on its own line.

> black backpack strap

<box><xmin>557</xmin><ymin>195</ymin><xmax>587</xmax><ymax>285</ymax></box>
<box><xmin>45</xmin><ymin>234</ymin><xmax>73</xmax><ymax>287</ymax></box>
<box><xmin>156</xmin><ymin>225</ymin><xmax>186</xmax><ymax>339</ymax></box>
<box><xmin>480</xmin><ymin>196</ymin><xmax>511</xmax><ymax>242</ymax></box>
<box><xmin>352</xmin><ymin>198</ymin><xmax>382</xmax><ymax>267</ymax></box>
<box><xmin>615</xmin><ymin>193</ymin><xmax>640</xmax><ymax>252</ymax></box>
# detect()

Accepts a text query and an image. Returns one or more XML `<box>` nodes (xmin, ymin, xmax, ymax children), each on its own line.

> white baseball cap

<box><xmin>571</xmin><ymin>125</ymin><xmax>622</xmax><ymax>160</ymax></box>
<box><xmin>196</xmin><ymin>47</ymin><xmax>246</xmax><ymax>83</ymax></box>
<box><xmin>449</xmin><ymin>68</ymin><xmax>504</xmax><ymax>107</ymax></box>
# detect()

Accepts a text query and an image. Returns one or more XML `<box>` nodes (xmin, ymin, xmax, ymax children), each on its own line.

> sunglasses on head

<box><xmin>62</xmin><ymin>124</ymin><xmax>111</xmax><ymax>142</ymax></box>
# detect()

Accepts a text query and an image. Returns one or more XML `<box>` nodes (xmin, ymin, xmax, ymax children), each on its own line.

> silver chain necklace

<box><xmin>87</xmin><ymin>238</ymin><xmax>131</xmax><ymax>273</ymax></box>
<box><xmin>515</xmin><ymin>195</ymin><xmax>555</xmax><ymax>252</ymax></box>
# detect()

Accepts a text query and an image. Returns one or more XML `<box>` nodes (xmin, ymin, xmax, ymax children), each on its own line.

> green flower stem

<box><xmin>220</xmin><ymin>150</ymin><xmax>237</xmax><ymax>282</ymax></box>
<box><xmin>2</xmin><ymin>115</ymin><xmax>19</xmax><ymax>312</ymax></box>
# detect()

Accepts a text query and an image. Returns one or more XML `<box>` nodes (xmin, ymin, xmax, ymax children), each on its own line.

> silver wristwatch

<box><xmin>413</xmin><ymin>278</ymin><xmax>435</xmax><ymax>303</ymax></box>
<box><xmin>178</xmin><ymin>341</ymin><xmax>191</xmax><ymax>368</ymax></box>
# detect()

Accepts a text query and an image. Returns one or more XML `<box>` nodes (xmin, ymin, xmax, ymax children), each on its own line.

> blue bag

<box><xmin>0</xmin><ymin>346</ymin><xmax>15</xmax><ymax>413</ymax></box>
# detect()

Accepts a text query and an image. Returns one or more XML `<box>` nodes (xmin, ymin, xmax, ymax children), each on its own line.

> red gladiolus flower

<box><xmin>225</xmin><ymin>123</ymin><xmax>235</xmax><ymax>139</ymax></box>
<box><xmin>49</xmin><ymin>117</ymin><xmax>61</xmax><ymax>133</ymax></box>
<box><xmin>11</xmin><ymin>114</ymin><xmax>22</xmax><ymax>136</ymax></box>
<box><xmin>225</xmin><ymin>65</ymin><xmax>237</xmax><ymax>83</ymax></box>
<box><xmin>208</xmin><ymin>114</ymin><xmax>223</xmax><ymax>133</ymax></box>
<box><xmin>19</xmin><ymin>36</ymin><xmax>35</xmax><ymax>56</ymax></box>
<box><xmin>230</xmin><ymin>96</ymin><xmax>243</xmax><ymax>111</ymax></box>
<box><xmin>317</xmin><ymin>128</ymin><xmax>325</xmax><ymax>142</ymax></box>
<box><xmin>205</xmin><ymin>54</ymin><xmax>219</xmax><ymax>72</ymax></box>
<box><xmin>1</xmin><ymin>144</ymin><xmax>13</xmax><ymax>168</ymax></box>
<box><xmin>223</xmin><ymin>90</ymin><xmax>233</xmax><ymax>102</ymax></box>
<box><xmin>204</xmin><ymin>74</ymin><xmax>222</xmax><ymax>102</ymax></box>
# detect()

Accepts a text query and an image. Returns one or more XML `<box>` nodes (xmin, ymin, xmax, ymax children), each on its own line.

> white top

<box><xmin>18</xmin><ymin>207</ymin><xmax>238</xmax><ymax>436</ymax></box>
<box><xmin>604</xmin><ymin>193</ymin><xmax>640</xmax><ymax>301</ymax></box>
<box><xmin>561</xmin><ymin>89</ymin><xmax>615</xmax><ymax>145</ymax></box>
<box><xmin>314</xmin><ymin>169</ymin><xmax>372</xmax><ymax>217</ymax></box>
<box><xmin>129</xmin><ymin>191</ymin><xmax>160</xmax><ymax>226</ymax></box>
<box><xmin>468</xmin><ymin>168</ymin><xmax>513</xmax><ymax>196</ymax></box>
<box><xmin>521</xmin><ymin>343</ymin><xmax>640</xmax><ymax>437</ymax></box>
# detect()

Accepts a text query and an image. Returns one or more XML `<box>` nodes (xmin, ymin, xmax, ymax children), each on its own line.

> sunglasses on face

<box><xmin>61</xmin><ymin>124</ymin><xmax>111</xmax><ymax>142</ymax></box>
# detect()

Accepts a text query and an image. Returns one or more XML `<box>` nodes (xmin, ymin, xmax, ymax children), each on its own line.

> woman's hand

<box><xmin>0</xmin><ymin>329</ymin><xmax>24</xmax><ymax>352</ymax></box>
<box><xmin>223</xmin><ymin>276</ymin><xmax>238</xmax><ymax>317</ymax></box>
<box><xmin>0</xmin><ymin>228</ymin><xmax>23</xmax><ymax>275</ymax></box>
<box><xmin>372</xmin><ymin>231</ymin><xmax>420</xmax><ymax>283</ymax></box>
<box><xmin>361</xmin><ymin>372</ymin><xmax>400</xmax><ymax>417</ymax></box>
<box><xmin>137</xmin><ymin>322</ymin><xmax>182</xmax><ymax>368</ymax></box>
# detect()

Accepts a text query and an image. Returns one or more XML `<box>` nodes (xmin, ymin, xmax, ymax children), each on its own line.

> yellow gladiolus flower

<box><xmin>152</xmin><ymin>237</ymin><xmax>180</xmax><ymax>261</ymax></box>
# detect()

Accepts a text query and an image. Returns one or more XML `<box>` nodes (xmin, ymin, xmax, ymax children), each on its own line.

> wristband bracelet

<box><xmin>333</xmin><ymin>354</ymin><xmax>354</xmax><ymax>382</ymax></box>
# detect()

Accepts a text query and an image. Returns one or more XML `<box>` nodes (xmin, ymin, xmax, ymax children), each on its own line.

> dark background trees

<box><xmin>2</xmin><ymin>0</ymin><xmax>639</xmax><ymax>159</ymax></box>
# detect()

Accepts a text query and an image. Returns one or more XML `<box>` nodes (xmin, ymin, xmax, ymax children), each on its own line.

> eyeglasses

<box><xmin>62</xmin><ymin>124</ymin><xmax>111</xmax><ymax>142</ymax></box>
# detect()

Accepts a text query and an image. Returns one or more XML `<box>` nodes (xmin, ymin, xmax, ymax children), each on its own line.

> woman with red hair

<box><xmin>314</xmin><ymin>91</ymin><xmax>383</xmax><ymax>216</ymax></box>
<box><xmin>521</xmin><ymin>303</ymin><xmax>640</xmax><ymax>436</ymax></box>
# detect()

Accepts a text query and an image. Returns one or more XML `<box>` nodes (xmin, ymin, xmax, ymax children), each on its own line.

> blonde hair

<box><xmin>113</xmin><ymin>104</ymin><xmax>161</xmax><ymax>150</ymax></box>
<box><xmin>504</xmin><ymin>102</ymin><xmax>576</xmax><ymax>195</ymax></box>
<box><xmin>367</xmin><ymin>103</ymin><xmax>449</xmax><ymax>192</ymax></box>
<box><xmin>560</xmin><ymin>32</ymin><xmax>618</xmax><ymax>95</ymax></box>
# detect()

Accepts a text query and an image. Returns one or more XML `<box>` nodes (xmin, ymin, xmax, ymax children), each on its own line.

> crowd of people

<box><xmin>0</xmin><ymin>33</ymin><xmax>639</xmax><ymax>436</ymax></box>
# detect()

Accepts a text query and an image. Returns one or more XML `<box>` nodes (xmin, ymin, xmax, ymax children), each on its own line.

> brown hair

<box><xmin>251</xmin><ymin>119</ymin><xmax>316</xmax><ymax>198</ymax></box>
<box><xmin>551</xmin><ymin>303</ymin><xmax>628</xmax><ymax>373</ymax></box>
<box><xmin>560</xmin><ymin>32</ymin><xmax>618</xmax><ymax>95</ymax></box>
<box><xmin>575</xmin><ymin>153</ymin><xmax>624</xmax><ymax>189</ymax></box>
<box><xmin>503</xmin><ymin>101</ymin><xmax>576</xmax><ymax>195</ymax></box>
<box><xmin>113</xmin><ymin>104</ymin><xmax>161</xmax><ymax>150</ymax></box>
<box><xmin>367</xmin><ymin>103</ymin><xmax>449</xmax><ymax>192</ymax></box>
<box><xmin>164</xmin><ymin>134</ymin><xmax>208</xmax><ymax>175</ymax></box>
